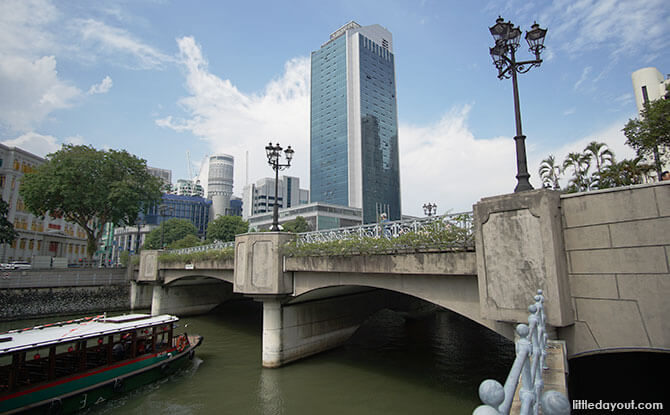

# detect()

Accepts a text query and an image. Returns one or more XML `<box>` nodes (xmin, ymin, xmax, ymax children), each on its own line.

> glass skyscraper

<box><xmin>310</xmin><ymin>21</ymin><xmax>401</xmax><ymax>223</ymax></box>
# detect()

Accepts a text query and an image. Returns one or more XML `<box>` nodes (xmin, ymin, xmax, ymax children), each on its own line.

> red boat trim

<box><xmin>0</xmin><ymin>346</ymin><xmax>179</xmax><ymax>401</ymax></box>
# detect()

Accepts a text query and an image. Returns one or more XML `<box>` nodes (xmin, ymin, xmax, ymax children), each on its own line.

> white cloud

<box><xmin>75</xmin><ymin>18</ymin><xmax>173</xmax><ymax>69</ymax></box>
<box><xmin>88</xmin><ymin>75</ymin><xmax>113</xmax><ymax>94</ymax></box>
<box><xmin>573</xmin><ymin>66</ymin><xmax>591</xmax><ymax>90</ymax></box>
<box><xmin>399</xmin><ymin>106</ymin><xmax>517</xmax><ymax>214</ymax></box>
<box><xmin>1</xmin><ymin>131</ymin><xmax>61</xmax><ymax>157</ymax></box>
<box><xmin>157</xmin><ymin>36</ymin><xmax>310</xmax><ymax>195</ymax></box>
<box><xmin>0</xmin><ymin>0</ymin><xmax>59</xmax><ymax>58</ymax></box>
<box><xmin>539</xmin><ymin>0</ymin><xmax>669</xmax><ymax>59</ymax></box>
<box><xmin>0</xmin><ymin>55</ymin><xmax>81</xmax><ymax>131</ymax></box>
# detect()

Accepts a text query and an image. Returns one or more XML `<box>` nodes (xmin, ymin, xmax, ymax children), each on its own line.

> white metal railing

<box><xmin>296</xmin><ymin>212</ymin><xmax>474</xmax><ymax>248</ymax></box>
<box><xmin>473</xmin><ymin>290</ymin><xmax>570</xmax><ymax>415</ymax></box>
<box><xmin>168</xmin><ymin>240</ymin><xmax>235</xmax><ymax>255</ymax></box>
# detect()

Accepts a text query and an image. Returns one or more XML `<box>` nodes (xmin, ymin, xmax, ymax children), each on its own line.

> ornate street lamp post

<box><xmin>135</xmin><ymin>218</ymin><xmax>143</xmax><ymax>253</ymax></box>
<box><xmin>265</xmin><ymin>142</ymin><xmax>295</xmax><ymax>231</ymax></box>
<box><xmin>489</xmin><ymin>17</ymin><xmax>547</xmax><ymax>192</ymax></box>
<box><xmin>423</xmin><ymin>203</ymin><xmax>437</xmax><ymax>217</ymax></box>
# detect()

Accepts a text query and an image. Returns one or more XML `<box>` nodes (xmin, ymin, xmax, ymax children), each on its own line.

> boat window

<box><xmin>85</xmin><ymin>337</ymin><xmax>108</xmax><ymax>370</ymax></box>
<box><xmin>0</xmin><ymin>354</ymin><xmax>11</xmax><ymax>393</ymax></box>
<box><xmin>53</xmin><ymin>343</ymin><xmax>78</xmax><ymax>379</ymax></box>
<box><xmin>135</xmin><ymin>328</ymin><xmax>153</xmax><ymax>355</ymax></box>
<box><xmin>112</xmin><ymin>332</ymin><xmax>133</xmax><ymax>362</ymax></box>
<box><xmin>18</xmin><ymin>347</ymin><xmax>50</xmax><ymax>387</ymax></box>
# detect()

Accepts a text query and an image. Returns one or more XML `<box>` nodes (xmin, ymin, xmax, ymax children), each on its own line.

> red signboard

<box><xmin>48</xmin><ymin>224</ymin><xmax>61</xmax><ymax>230</ymax></box>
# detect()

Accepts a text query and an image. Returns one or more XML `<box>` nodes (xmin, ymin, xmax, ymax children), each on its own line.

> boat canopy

<box><xmin>0</xmin><ymin>314</ymin><xmax>179</xmax><ymax>355</ymax></box>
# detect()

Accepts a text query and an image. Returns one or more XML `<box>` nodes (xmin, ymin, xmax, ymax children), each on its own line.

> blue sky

<box><xmin>1</xmin><ymin>0</ymin><xmax>668</xmax><ymax>216</ymax></box>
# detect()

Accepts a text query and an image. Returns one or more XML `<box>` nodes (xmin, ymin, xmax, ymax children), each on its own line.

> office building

<box><xmin>632</xmin><ymin>67</ymin><xmax>669</xmax><ymax>113</ymax></box>
<box><xmin>242</xmin><ymin>175</ymin><xmax>309</xmax><ymax>220</ymax></box>
<box><xmin>247</xmin><ymin>202</ymin><xmax>362</xmax><ymax>231</ymax></box>
<box><xmin>310</xmin><ymin>21</ymin><xmax>401</xmax><ymax>224</ymax></box>
<box><xmin>147</xmin><ymin>166</ymin><xmax>172</xmax><ymax>191</ymax></box>
<box><xmin>207</xmin><ymin>154</ymin><xmax>234</xmax><ymax>218</ymax></box>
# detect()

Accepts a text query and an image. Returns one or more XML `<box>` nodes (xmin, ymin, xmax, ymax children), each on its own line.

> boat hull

<box><xmin>1</xmin><ymin>336</ymin><xmax>202</xmax><ymax>414</ymax></box>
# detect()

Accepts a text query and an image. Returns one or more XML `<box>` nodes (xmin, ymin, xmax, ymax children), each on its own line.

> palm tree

<box><xmin>563</xmin><ymin>152</ymin><xmax>591</xmax><ymax>192</ymax></box>
<box><xmin>538</xmin><ymin>155</ymin><xmax>562</xmax><ymax>189</ymax></box>
<box><xmin>583</xmin><ymin>141</ymin><xmax>614</xmax><ymax>188</ymax></box>
<box><xmin>599</xmin><ymin>156</ymin><xmax>653</xmax><ymax>188</ymax></box>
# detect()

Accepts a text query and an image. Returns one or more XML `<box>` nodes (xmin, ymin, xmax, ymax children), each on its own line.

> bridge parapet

<box><xmin>234</xmin><ymin>232</ymin><xmax>295</xmax><ymax>295</ymax></box>
<box><xmin>285</xmin><ymin>251</ymin><xmax>476</xmax><ymax>275</ymax></box>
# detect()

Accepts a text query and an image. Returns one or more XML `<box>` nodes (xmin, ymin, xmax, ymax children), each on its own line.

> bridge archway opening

<box><xmin>286</xmin><ymin>285</ymin><xmax>515</xmax><ymax>392</ymax></box>
<box><xmin>290</xmin><ymin>285</ymin><xmax>514</xmax><ymax>357</ymax></box>
<box><xmin>569</xmin><ymin>351</ymin><xmax>670</xmax><ymax>407</ymax></box>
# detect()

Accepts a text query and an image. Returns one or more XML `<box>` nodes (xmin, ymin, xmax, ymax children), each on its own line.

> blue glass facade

<box><xmin>310</xmin><ymin>35</ymin><xmax>349</xmax><ymax>206</ymax></box>
<box><xmin>142</xmin><ymin>194</ymin><xmax>211</xmax><ymax>236</ymax></box>
<box><xmin>310</xmin><ymin>25</ymin><xmax>401</xmax><ymax>224</ymax></box>
<box><xmin>358</xmin><ymin>35</ymin><xmax>400</xmax><ymax>223</ymax></box>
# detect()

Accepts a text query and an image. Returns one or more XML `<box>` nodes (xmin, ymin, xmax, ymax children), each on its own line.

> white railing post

<box><xmin>473</xmin><ymin>289</ymin><xmax>570</xmax><ymax>415</ymax></box>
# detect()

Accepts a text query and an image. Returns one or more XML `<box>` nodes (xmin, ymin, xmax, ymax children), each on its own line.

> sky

<box><xmin>1</xmin><ymin>0</ymin><xmax>668</xmax><ymax>216</ymax></box>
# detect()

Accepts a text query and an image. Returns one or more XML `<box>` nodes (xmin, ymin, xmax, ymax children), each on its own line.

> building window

<box><xmin>641</xmin><ymin>85</ymin><xmax>649</xmax><ymax>103</ymax></box>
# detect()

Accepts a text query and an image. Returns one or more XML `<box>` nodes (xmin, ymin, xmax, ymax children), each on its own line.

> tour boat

<box><xmin>0</xmin><ymin>313</ymin><xmax>203</xmax><ymax>414</ymax></box>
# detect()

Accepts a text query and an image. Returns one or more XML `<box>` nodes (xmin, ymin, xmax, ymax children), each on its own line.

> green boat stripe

<box><xmin>1</xmin><ymin>346</ymin><xmax>179</xmax><ymax>402</ymax></box>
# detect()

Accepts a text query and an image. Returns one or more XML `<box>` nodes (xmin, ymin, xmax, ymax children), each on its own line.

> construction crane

<box><xmin>186</xmin><ymin>150</ymin><xmax>194</xmax><ymax>180</ymax></box>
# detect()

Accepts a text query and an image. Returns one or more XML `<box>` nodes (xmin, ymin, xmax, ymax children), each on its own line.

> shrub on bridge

<box><xmin>283</xmin><ymin>216</ymin><xmax>473</xmax><ymax>257</ymax></box>
<box><xmin>158</xmin><ymin>246</ymin><xmax>235</xmax><ymax>264</ymax></box>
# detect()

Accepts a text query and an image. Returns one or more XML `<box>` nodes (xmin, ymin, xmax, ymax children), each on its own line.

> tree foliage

<box><xmin>19</xmin><ymin>145</ymin><xmax>163</xmax><ymax>257</ymax></box>
<box><xmin>206</xmin><ymin>215</ymin><xmax>249</xmax><ymax>242</ymax></box>
<box><xmin>623</xmin><ymin>98</ymin><xmax>670</xmax><ymax>179</ymax></box>
<box><xmin>282</xmin><ymin>216</ymin><xmax>311</xmax><ymax>233</ymax></box>
<box><xmin>168</xmin><ymin>234</ymin><xmax>204</xmax><ymax>249</ymax></box>
<box><xmin>599</xmin><ymin>157</ymin><xmax>653</xmax><ymax>188</ymax></box>
<box><xmin>0</xmin><ymin>199</ymin><xmax>18</xmax><ymax>244</ymax></box>
<box><xmin>143</xmin><ymin>218</ymin><xmax>198</xmax><ymax>249</ymax></box>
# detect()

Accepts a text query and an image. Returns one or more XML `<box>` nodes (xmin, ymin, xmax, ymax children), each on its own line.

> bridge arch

<box><xmin>290</xmin><ymin>275</ymin><xmax>514</xmax><ymax>340</ymax></box>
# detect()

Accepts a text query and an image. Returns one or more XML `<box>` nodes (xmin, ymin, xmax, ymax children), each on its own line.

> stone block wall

<box><xmin>560</xmin><ymin>182</ymin><xmax>670</xmax><ymax>356</ymax></box>
<box><xmin>0</xmin><ymin>285</ymin><xmax>130</xmax><ymax>321</ymax></box>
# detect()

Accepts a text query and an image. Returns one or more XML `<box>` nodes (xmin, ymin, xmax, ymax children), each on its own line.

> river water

<box><xmin>2</xmin><ymin>300</ymin><xmax>516</xmax><ymax>414</ymax></box>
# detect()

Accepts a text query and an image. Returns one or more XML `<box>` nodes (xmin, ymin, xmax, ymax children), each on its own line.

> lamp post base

<box><xmin>513</xmin><ymin>135</ymin><xmax>534</xmax><ymax>192</ymax></box>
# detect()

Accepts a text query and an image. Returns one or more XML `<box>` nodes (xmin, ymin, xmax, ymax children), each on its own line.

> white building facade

<box><xmin>632</xmin><ymin>67</ymin><xmax>669</xmax><ymax>113</ymax></box>
<box><xmin>242</xmin><ymin>175</ymin><xmax>309</xmax><ymax>220</ymax></box>
<box><xmin>0</xmin><ymin>145</ymin><xmax>90</xmax><ymax>264</ymax></box>
<box><xmin>207</xmin><ymin>154</ymin><xmax>234</xmax><ymax>218</ymax></box>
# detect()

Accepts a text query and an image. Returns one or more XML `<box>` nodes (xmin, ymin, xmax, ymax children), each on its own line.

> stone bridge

<box><xmin>135</xmin><ymin>183</ymin><xmax>670</xmax><ymax>367</ymax></box>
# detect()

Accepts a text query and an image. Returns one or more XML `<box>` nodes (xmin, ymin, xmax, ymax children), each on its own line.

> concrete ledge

<box><xmin>284</xmin><ymin>251</ymin><xmax>477</xmax><ymax>275</ymax></box>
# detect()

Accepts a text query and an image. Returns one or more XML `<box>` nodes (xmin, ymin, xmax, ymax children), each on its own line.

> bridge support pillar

<box><xmin>260</xmin><ymin>290</ymin><xmax>399</xmax><ymax>368</ymax></box>
<box><xmin>151</xmin><ymin>283</ymin><xmax>233</xmax><ymax>316</ymax></box>
<box><xmin>130</xmin><ymin>281</ymin><xmax>153</xmax><ymax>311</ymax></box>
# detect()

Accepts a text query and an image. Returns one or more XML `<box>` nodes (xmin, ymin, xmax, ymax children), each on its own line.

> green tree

<box><xmin>538</xmin><ymin>155</ymin><xmax>562</xmax><ymax>189</ymax></box>
<box><xmin>144</xmin><ymin>218</ymin><xmax>199</xmax><ymax>249</ymax></box>
<box><xmin>206</xmin><ymin>215</ymin><xmax>249</xmax><ymax>242</ymax></box>
<box><xmin>563</xmin><ymin>152</ymin><xmax>591</xmax><ymax>192</ymax></box>
<box><xmin>20</xmin><ymin>145</ymin><xmax>162</xmax><ymax>258</ymax></box>
<box><xmin>583</xmin><ymin>141</ymin><xmax>614</xmax><ymax>188</ymax></box>
<box><xmin>623</xmin><ymin>98</ymin><xmax>670</xmax><ymax>180</ymax></box>
<box><xmin>0</xmin><ymin>199</ymin><xmax>18</xmax><ymax>244</ymax></box>
<box><xmin>168</xmin><ymin>234</ymin><xmax>203</xmax><ymax>249</ymax></box>
<box><xmin>282</xmin><ymin>216</ymin><xmax>311</xmax><ymax>233</ymax></box>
